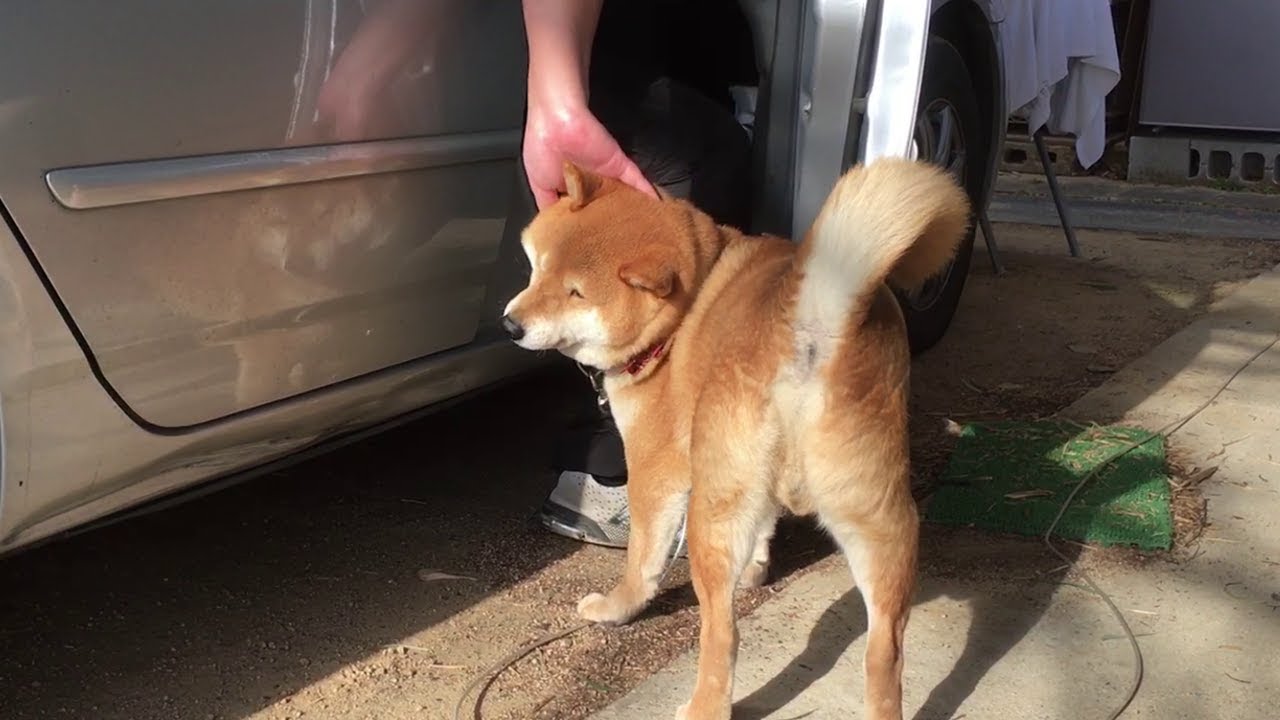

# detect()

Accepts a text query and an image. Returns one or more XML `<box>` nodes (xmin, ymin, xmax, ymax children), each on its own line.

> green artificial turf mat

<box><xmin>925</xmin><ymin>420</ymin><xmax>1173</xmax><ymax>551</ymax></box>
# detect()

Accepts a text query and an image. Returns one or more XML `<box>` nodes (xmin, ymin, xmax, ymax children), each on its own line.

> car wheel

<box><xmin>897</xmin><ymin>35</ymin><xmax>986</xmax><ymax>355</ymax></box>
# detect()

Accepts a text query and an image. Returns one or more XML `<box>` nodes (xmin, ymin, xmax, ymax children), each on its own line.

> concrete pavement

<box><xmin>591</xmin><ymin>265</ymin><xmax>1280</xmax><ymax>720</ymax></box>
<box><xmin>989</xmin><ymin>173</ymin><xmax>1280</xmax><ymax>240</ymax></box>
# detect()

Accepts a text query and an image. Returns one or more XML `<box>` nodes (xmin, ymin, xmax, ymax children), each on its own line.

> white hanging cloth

<box><xmin>999</xmin><ymin>0</ymin><xmax>1121</xmax><ymax>168</ymax></box>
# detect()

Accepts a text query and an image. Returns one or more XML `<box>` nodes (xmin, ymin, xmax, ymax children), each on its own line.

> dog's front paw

<box><xmin>576</xmin><ymin>592</ymin><xmax>632</xmax><ymax>625</ymax></box>
<box><xmin>674</xmin><ymin>701</ymin><xmax>691</xmax><ymax>720</ymax></box>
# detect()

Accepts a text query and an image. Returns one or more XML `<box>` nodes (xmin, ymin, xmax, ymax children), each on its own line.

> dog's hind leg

<box><xmin>577</xmin><ymin>465</ymin><xmax>689</xmax><ymax>626</ymax></box>
<box><xmin>680</xmin><ymin>490</ymin><xmax>774</xmax><ymax>720</ymax></box>
<box><xmin>677</xmin><ymin>414</ymin><xmax>778</xmax><ymax>720</ymax></box>
<box><xmin>814</xmin><ymin>482</ymin><xmax>919</xmax><ymax>720</ymax></box>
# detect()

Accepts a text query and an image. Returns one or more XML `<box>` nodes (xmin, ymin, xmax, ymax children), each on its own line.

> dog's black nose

<box><xmin>501</xmin><ymin>314</ymin><xmax>525</xmax><ymax>341</ymax></box>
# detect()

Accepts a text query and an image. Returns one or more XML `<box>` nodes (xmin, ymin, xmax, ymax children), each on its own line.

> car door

<box><xmin>0</xmin><ymin>0</ymin><xmax>527</xmax><ymax>429</ymax></box>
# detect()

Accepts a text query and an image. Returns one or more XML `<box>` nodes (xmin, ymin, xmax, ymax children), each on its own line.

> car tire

<box><xmin>897</xmin><ymin>35</ymin><xmax>987</xmax><ymax>355</ymax></box>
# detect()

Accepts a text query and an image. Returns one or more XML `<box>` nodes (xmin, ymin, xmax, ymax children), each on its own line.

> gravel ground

<box><xmin>1</xmin><ymin>222</ymin><xmax>1277</xmax><ymax>720</ymax></box>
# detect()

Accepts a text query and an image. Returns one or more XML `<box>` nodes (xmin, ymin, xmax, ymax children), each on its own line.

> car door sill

<box><xmin>45</xmin><ymin>129</ymin><xmax>521</xmax><ymax>210</ymax></box>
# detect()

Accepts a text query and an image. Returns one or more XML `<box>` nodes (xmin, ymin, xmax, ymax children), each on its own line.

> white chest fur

<box><xmin>603</xmin><ymin>379</ymin><xmax>640</xmax><ymax>438</ymax></box>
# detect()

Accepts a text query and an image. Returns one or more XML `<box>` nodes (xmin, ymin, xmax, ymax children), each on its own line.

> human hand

<box><xmin>522</xmin><ymin>100</ymin><xmax>657</xmax><ymax>210</ymax></box>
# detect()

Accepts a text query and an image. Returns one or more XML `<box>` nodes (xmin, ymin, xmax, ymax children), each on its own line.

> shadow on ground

<box><xmin>0</xmin><ymin>365</ymin><xmax>596</xmax><ymax>720</ymax></box>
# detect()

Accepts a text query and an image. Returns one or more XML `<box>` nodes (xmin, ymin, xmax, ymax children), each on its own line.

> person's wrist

<box><xmin>528</xmin><ymin>78</ymin><xmax>588</xmax><ymax>122</ymax></box>
<box><xmin>526</xmin><ymin>45</ymin><xmax>591</xmax><ymax>114</ymax></box>
<box><xmin>527</xmin><ymin>85</ymin><xmax>593</xmax><ymax>146</ymax></box>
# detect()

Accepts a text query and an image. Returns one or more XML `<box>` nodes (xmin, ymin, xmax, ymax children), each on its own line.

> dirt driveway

<box><xmin>2</xmin><ymin>222</ymin><xmax>1277</xmax><ymax>720</ymax></box>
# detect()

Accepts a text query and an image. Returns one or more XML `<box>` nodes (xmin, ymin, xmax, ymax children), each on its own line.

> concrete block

<box><xmin>1130</xmin><ymin>134</ymin><xmax>1280</xmax><ymax>187</ymax></box>
<box><xmin>1000</xmin><ymin>133</ymin><xmax>1079</xmax><ymax>176</ymax></box>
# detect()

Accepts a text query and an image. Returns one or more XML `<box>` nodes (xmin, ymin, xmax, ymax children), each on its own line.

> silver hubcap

<box><xmin>904</xmin><ymin>99</ymin><xmax>967</xmax><ymax>311</ymax></box>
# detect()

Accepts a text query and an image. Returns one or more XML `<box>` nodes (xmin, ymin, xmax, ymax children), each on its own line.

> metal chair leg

<box><xmin>978</xmin><ymin>210</ymin><xmax>1004</xmax><ymax>275</ymax></box>
<box><xmin>1033</xmin><ymin>129</ymin><xmax>1081</xmax><ymax>257</ymax></box>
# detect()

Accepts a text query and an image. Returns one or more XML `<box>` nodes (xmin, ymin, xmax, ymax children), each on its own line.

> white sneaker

<box><xmin>539</xmin><ymin>471</ymin><xmax>632</xmax><ymax>548</ymax></box>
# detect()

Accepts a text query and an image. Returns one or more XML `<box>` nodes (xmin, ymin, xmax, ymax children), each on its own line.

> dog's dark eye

<box><xmin>568</xmin><ymin>287</ymin><xmax>584</xmax><ymax>299</ymax></box>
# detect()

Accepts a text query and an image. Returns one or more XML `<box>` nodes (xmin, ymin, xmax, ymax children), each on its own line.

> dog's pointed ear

<box><xmin>619</xmin><ymin>253</ymin><xmax>676</xmax><ymax>298</ymax></box>
<box><xmin>563</xmin><ymin>162</ymin><xmax>605</xmax><ymax>210</ymax></box>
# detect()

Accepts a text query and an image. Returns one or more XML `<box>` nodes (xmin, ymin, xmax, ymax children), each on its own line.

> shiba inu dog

<box><xmin>503</xmin><ymin>157</ymin><xmax>970</xmax><ymax>720</ymax></box>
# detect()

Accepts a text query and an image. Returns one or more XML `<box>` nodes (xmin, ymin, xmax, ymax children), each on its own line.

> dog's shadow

<box><xmin>732</xmin><ymin>532</ymin><xmax>1067</xmax><ymax>720</ymax></box>
<box><xmin>732</xmin><ymin>587</ymin><xmax>865</xmax><ymax>720</ymax></box>
<box><xmin>633</xmin><ymin>519</ymin><xmax>1067</xmax><ymax>720</ymax></box>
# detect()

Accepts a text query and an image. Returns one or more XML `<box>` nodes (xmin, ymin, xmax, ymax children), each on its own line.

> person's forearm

<box><xmin>521</xmin><ymin>0</ymin><xmax>604</xmax><ymax>114</ymax></box>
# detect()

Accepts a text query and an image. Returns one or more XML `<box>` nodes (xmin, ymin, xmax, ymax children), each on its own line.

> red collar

<box><xmin>623</xmin><ymin>340</ymin><xmax>667</xmax><ymax>375</ymax></box>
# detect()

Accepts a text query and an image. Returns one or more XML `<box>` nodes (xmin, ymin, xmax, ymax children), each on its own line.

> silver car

<box><xmin>0</xmin><ymin>0</ymin><xmax>1004</xmax><ymax>556</ymax></box>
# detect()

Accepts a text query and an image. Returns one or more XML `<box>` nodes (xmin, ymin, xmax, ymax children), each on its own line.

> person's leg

<box><xmin>538</xmin><ymin>76</ymin><xmax>752</xmax><ymax>547</ymax></box>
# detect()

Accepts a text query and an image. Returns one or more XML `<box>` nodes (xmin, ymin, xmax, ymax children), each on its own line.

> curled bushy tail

<box><xmin>790</xmin><ymin>157</ymin><xmax>971</xmax><ymax>345</ymax></box>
